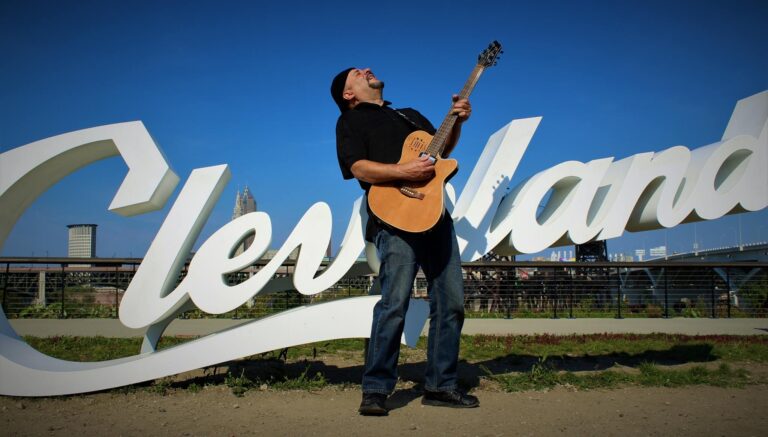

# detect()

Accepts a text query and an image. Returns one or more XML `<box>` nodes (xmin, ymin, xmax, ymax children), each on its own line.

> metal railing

<box><xmin>1</xmin><ymin>257</ymin><xmax>766</xmax><ymax>319</ymax></box>
<box><xmin>460</xmin><ymin>261</ymin><xmax>767</xmax><ymax>318</ymax></box>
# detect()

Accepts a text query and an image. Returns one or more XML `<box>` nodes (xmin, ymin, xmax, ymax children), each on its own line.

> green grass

<box><xmin>487</xmin><ymin>360</ymin><xmax>752</xmax><ymax>392</ymax></box>
<box><xmin>18</xmin><ymin>334</ymin><xmax>768</xmax><ymax>395</ymax></box>
<box><xmin>23</xmin><ymin>336</ymin><xmax>192</xmax><ymax>361</ymax></box>
<box><xmin>224</xmin><ymin>370</ymin><xmax>253</xmax><ymax>397</ymax></box>
<box><xmin>459</xmin><ymin>333</ymin><xmax>768</xmax><ymax>363</ymax></box>
<box><xmin>272</xmin><ymin>338</ymin><xmax>366</xmax><ymax>359</ymax></box>
<box><xmin>23</xmin><ymin>334</ymin><xmax>768</xmax><ymax>364</ymax></box>
<box><xmin>149</xmin><ymin>377</ymin><xmax>174</xmax><ymax>395</ymax></box>
<box><xmin>269</xmin><ymin>366</ymin><xmax>328</xmax><ymax>391</ymax></box>
<box><xmin>222</xmin><ymin>366</ymin><xmax>328</xmax><ymax>396</ymax></box>
<box><xmin>24</xmin><ymin>334</ymin><xmax>768</xmax><ymax>364</ymax></box>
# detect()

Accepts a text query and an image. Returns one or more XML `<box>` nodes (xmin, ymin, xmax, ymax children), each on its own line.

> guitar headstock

<box><xmin>477</xmin><ymin>40</ymin><xmax>503</xmax><ymax>68</ymax></box>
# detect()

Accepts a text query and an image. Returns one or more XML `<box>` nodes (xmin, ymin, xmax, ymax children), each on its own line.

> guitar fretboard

<box><xmin>426</xmin><ymin>64</ymin><xmax>486</xmax><ymax>157</ymax></box>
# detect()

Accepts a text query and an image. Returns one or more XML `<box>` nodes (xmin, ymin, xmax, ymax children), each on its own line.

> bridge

<box><xmin>656</xmin><ymin>242</ymin><xmax>768</xmax><ymax>262</ymax></box>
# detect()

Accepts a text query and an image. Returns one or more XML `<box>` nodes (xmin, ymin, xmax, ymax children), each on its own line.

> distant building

<box><xmin>262</xmin><ymin>247</ymin><xmax>300</xmax><ymax>261</ymax></box>
<box><xmin>549</xmin><ymin>250</ymin><xmax>574</xmax><ymax>261</ymax></box>
<box><xmin>67</xmin><ymin>224</ymin><xmax>97</xmax><ymax>258</ymax></box>
<box><xmin>229</xmin><ymin>186</ymin><xmax>334</xmax><ymax>259</ymax></box>
<box><xmin>232</xmin><ymin>186</ymin><xmax>257</xmax><ymax>220</ymax></box>
<box><xmin>232</xmin><ymin>186</ymin><xmax>257</xmax><ymax>256</ymax></box>
<box><xmin>609</xmin><ymin>253</ymin><xmax>634</xmax><ymax>262</ymax></box>
<box><xmin>67</xmin><ymin>224</ymin><xmax>97</xmax><ymax>267</ymax></box>
<box><xmin>650</xmin><ymin>246</ymin><xmax>667</xmax><ymax>258</ymax></box>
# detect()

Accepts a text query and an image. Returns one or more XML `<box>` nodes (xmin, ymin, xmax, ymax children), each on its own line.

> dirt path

<box><xmin>3</xmin><ymin>385</ymin><xmax>766</xmax><ymax>436</ymax></box>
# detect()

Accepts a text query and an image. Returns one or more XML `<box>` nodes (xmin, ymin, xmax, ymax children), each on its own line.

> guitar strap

<box><xmin>393</xmin><ymin>109</ymin><xmax>427</xmax><ymax>132</ymax></box>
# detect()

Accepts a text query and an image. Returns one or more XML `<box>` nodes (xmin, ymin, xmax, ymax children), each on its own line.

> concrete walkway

<box><xmin>9</xmin><ymin>317</ymin><xmax>768</xmax><ymax>337</ymax></box>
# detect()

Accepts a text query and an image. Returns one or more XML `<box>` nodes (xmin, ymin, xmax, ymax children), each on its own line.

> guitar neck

<box><xmin>426</xmin><ymin>64</ymin><xmax>486</xmax><ymax>157</ymax></box>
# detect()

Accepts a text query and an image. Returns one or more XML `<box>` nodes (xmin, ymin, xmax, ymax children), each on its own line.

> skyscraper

<box><xmin>232</xmin><ymin>186</ymin><xmax>257</xmax><ymax>220</ymax></box>
<box><xmin>232</xmin><ymin>186</ymin><xmax>257</xmax><ymax>256</ymax></box>
<box><xmin>67</xmin><ymin>224</ymin><xmax>97</xmax><ymax>267</ymax></box>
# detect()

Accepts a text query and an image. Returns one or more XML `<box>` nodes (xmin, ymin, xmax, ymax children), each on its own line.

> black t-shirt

<box><xmin>336</xmin><ymin>102</ymin><xmax>436</xmax><ymax>191</ymax></box>
<box><xmin>335</xmin><ymin>102</ymin><xmax>437</xmax><ymax>241</ymax></box>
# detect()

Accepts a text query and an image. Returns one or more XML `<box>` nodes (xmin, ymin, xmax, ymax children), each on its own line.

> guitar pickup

<box><xmin>399</xmin><ymin>186</ymin><xmax>425</xmax><ymax>200</ymax></box>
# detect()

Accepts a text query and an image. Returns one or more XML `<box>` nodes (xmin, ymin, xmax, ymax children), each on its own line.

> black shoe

<box><xmin>358</xmin><ymin>393</ymin><xmax>388</xmax><ymax>416</ymax></box>
<box><xmin>422</xmin><ymin>390</ymin><xmax>479</xmax><ymax>408</ymax></box>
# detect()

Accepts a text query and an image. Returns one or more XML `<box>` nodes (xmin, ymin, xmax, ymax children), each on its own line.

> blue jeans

<box><xmin>362</xmin><ymin>216</ymin><xmax>465</xmax><ymax>394</ymax></box>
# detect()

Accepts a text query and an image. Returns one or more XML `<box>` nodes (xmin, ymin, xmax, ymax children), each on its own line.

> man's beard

<box><xmin>368</xmin><ymin>80</ymin><xmax>384</xmax><ymax>90</ymax></box>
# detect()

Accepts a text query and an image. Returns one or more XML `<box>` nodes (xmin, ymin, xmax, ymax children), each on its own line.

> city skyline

<box><xmin>9</xmin><ymin>198</ymin><xmax>764</xmax><ymax>261</ymax></box>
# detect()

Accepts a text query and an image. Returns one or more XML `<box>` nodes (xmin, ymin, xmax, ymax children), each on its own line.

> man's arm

<box><xmin>351</xmin><ymin>155</ymin><xmax>435</xmax><ymax>184</ymax></box>
<box><xmin>442</xmin><ymin>95</ymin><xmax>471</xmax><ymax>158</ymax></box>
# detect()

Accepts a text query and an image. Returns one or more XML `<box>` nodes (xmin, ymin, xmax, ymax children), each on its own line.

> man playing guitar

<box><xmin>332</xmin><ymin>66</ymin><xmax>478</xmax><ymax>415</ymax></box>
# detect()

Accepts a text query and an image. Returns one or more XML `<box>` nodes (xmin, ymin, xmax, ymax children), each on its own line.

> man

<box><xmin>332</xmin><ymin>67</ymin><xmax>479</xmax><ymax>415</ymax></box>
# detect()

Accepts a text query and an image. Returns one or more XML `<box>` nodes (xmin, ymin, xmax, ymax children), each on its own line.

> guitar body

<box><xmin>368</xmin><ymin>130</ymin><xmax>458</xmax><ymax>233</ymax></box>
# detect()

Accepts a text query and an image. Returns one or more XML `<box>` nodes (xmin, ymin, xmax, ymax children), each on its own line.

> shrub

<box><xmin>739</xmin><ymin>279</ymin><xmax>768</xmax><ymax>316</ymax></box>
<box><xmin>645</xmin><ymin>304</ymin><xmax>663</xmax><ymax>318</ymax></box>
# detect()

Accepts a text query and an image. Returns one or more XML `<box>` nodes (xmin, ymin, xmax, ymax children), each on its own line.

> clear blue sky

<box><xmin>1</xmin><ymin>0</ymin><xmax>767</xmax><ymax>259</ymax></box>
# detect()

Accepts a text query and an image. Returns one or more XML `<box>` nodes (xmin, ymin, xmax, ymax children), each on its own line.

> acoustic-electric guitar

<box><xmin>367</xmin><ymin>41</ymin><xmax>502</xmax><ymax>233</ymax></box>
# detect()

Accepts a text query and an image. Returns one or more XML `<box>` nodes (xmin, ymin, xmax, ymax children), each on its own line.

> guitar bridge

<box><xmin>399</xmin><ymin>186</ymin><xmax>425</xmax><ymax>200</ymax></box>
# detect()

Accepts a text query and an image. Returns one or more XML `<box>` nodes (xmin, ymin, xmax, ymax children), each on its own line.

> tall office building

<box><xmin>67</xmin><ymin>224</ymin><xmax>97</xmax><ymax>258</ymax></box>
<box><xmin>232</xmin><ymin>186</ymin><xmax>257</xmax><ymax>220</ymax></box>
<box><xmin>232</xmin><ymin>186</ymin><xmax>257</xmax><ymax>256</ymax></box>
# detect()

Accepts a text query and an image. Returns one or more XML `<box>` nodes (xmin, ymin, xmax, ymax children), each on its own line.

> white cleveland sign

<box><xmin>0</xmin><ymin>91</ymin><xmax>765</xmax><ymax>396</ymax></box>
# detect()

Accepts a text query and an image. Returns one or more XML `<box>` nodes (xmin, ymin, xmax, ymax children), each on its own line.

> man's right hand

<box><xmin>349</xmin><ymin>157</ymin><xmax>435</xmax><ymax>184</ymax></box>
<box><xmin>397</xmin><ymin>155</ymin><xmax>435</xmax><ymax>181</ymax></box>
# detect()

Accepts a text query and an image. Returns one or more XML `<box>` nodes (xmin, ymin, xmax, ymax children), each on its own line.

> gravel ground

<box><xmin>2</xmin><ymin>384</ymin><xmax>767</xmax><ymax>436</ymax></box>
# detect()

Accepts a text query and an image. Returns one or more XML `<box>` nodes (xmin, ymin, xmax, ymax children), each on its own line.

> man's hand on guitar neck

<box><xmin>443</xmin><ymin>95</ymin><xmax>471</xmax><ymax>158</ymax></box>
<box><xmin>350</xmin><ymin>155</ymin><xmax>435</xmax><ymax>184</ymax></box>
<box><xmin>451</xmin><ymin>95</ymin><xmax>472</xmax><ymax>122</ymax></box>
